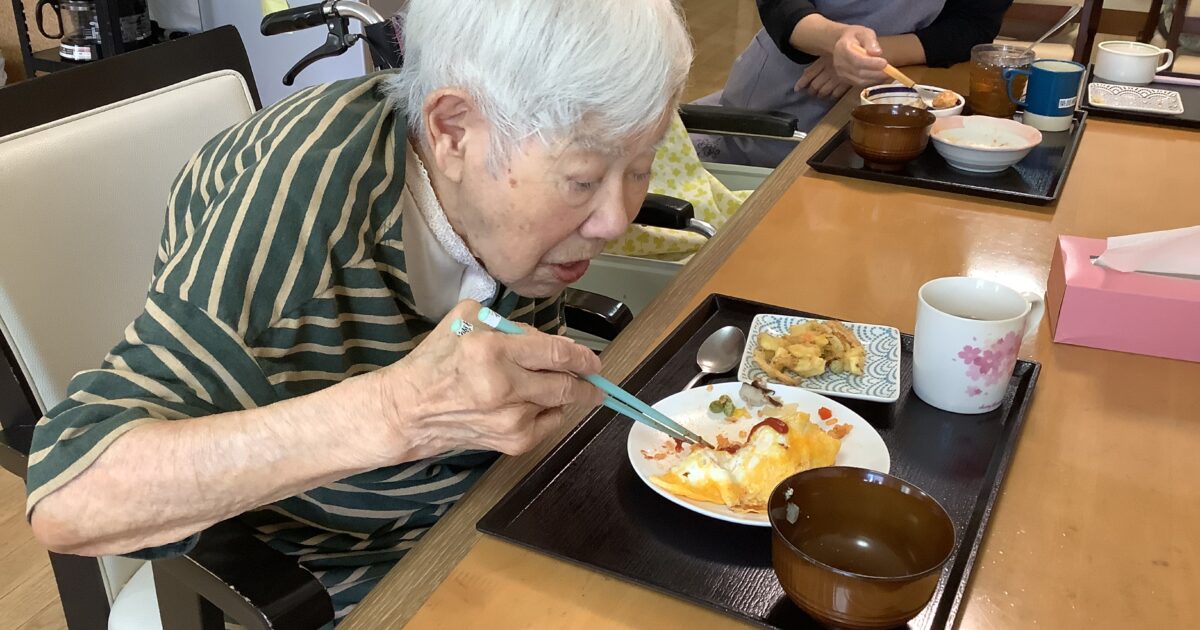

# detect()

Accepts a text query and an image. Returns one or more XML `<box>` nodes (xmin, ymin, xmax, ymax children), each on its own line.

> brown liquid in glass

<box><xmin>969</xmin><ymin>60</ymin><xmax>1028</xmax><ymax>118</ymax></box>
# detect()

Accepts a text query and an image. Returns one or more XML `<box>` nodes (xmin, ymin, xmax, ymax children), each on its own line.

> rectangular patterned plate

<box><xmin>1087</xmin><ymin>82</ymin><xmax>1185</xmax><ymax>115</ymax></box>
<box><xmin>737</xmin><ymin>314</ymin><xmax>900</xmax><ymax>403</ymax></box>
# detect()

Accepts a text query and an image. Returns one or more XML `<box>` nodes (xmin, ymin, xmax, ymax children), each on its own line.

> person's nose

<box><xmin>578</xmin><ymin>180</ymin><xmax>638</xmax><ymax>242</ymax></box>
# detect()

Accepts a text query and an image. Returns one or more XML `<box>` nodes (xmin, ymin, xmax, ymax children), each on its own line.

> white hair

<box><xmin>386</xmin><ymin>0</ymin><xmax>693</xmax><ymax>164</ymax></box>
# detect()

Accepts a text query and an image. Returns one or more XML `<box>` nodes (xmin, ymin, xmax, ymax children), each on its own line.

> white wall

<box><xmin>198</xmin><ymin>1</ymin><xmax>371</xmax><ymax>106</ymax></box>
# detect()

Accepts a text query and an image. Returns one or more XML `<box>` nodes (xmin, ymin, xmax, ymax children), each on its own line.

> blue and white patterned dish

<box><xmin>736</xmin><ymin>314</ymin><xmax>901</xmax><ymax>403</ymax></box>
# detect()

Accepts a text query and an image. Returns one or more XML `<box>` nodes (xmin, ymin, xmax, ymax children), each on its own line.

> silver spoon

<box><xmin>1021</xmin><ymin>3</ymin><xmax>1084</xmax><ymax>56</ymax></box>
<box><xmin>682</xmin><ymin>325</ymin><xmax>746</xmax><ymax>390</ymax></box>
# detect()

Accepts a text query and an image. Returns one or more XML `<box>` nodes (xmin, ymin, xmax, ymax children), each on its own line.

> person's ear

<box><xmin>422</xmin><ymin>89</ymin><xmax>484</xmax><ymax>184</ymax></box>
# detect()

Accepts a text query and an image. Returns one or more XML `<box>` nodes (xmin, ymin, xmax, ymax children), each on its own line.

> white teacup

<box><xmin>1094</xmin><ymin>41</ymin><xmax>1175</xmax><ymax>86</ymax></box>
<box><xmin>912</xmin><ymin>277</ymin><xmax>1044</xmax><ymax>414</ymax></box>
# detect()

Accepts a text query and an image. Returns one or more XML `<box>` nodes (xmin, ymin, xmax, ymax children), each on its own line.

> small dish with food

<box><xmin>860</xmin><ymin>83</ymin><xmax>964</xmax><ymax>116</ymax></box>
<box><xmin>930</xmin><ymin>115</ymin><xmax>1043</xmax><ymax>173</ymax></box>
<box><xmin>737</xmin><ymin>314</ymin><xmax>901</xmax><ymax>403</ymax></box>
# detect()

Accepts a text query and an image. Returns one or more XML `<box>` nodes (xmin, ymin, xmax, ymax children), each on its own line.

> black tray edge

<box><xmin>1080</xmin><ymin>65</ymin><xmax>1200</xmax><ymax>130</ymax></box>
<box><xmin>806</xmin><ymin>110</ymin><xmax>1088</xmax><ymax>206</ymax></box>
<box><xmin>1047</xmin><ymin>111</ymin><xmax>1086</xmax><ymax>202</ymax></box>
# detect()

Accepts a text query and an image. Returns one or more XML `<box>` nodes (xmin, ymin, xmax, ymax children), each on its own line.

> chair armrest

<box><xmin>635</xmin><ymin>194</ymin><xmax>716</xmax><ymax>239</ymax></box>
<box><xmin>679</xmin><ymin>104</ymin><xmax>801</xmax><ymax>139</ymax></box>
<box><xmin>636</xmin><ymin>193</ymin><xmax>693</xmax><ymax>230</ymax></box>
<box><xmin>153</xmin><ymin>519</ymin><xmax>333</xmax><ymax>630</ymax></box>
<box><xmin>563</xmin><ymin>288</ymin><xmax>633</xmax><ymax>342</ymax></box>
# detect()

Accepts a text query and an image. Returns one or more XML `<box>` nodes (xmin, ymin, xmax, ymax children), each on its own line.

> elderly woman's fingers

<box><xmin>387</xmin><ymin>300</ymin><xmax>606</xmax><ymax>457</ymax></box>
<box><xmin>512</xmin><ymin>370</ymin><xmax>603</xmax><ymax>409</ymax></box>
<box><xmin>485</xmin><ymin>405</ymin><xmax>567</xmax><ymax>456</ymax></box>
<box><xmin>526</xmin><ymin>406</ymin><xmax>569</xmax><ymax>449</ymax></box>
<box><xmin>503</xmin><ymin>331</ymin><xmax>602</xmax><ymax>376</ymax></box>
<box><xmin>495</xmin><ymin>410</ymin><xmax>561</xmax><ymax>456</ymax></box>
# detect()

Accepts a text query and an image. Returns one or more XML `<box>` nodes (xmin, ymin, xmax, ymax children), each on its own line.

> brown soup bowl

<box><xmin>849</xmin><ymin>104</ymin><xmax>936</xmax><ymax>171</ymax></box>
<box><xmin>768</xmin><ymin>467</ymin><xmax>956</xmax><ymax>630</ymax></box>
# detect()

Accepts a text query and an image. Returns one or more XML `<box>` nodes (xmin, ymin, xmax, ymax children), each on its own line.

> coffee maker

<box><xmin>35</xmin><ymin>0</ymin><xmax>152</xmax><ymax>61</ymax></box>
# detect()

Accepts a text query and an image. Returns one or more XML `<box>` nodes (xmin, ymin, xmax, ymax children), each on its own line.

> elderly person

<box><xmin>26</xmin><ymin>0</ymin><xmax>692</xmax><ymax>623</ymax></box>
<box><xmin>699</xmin><ymin>0</ymin><xmax>1011</xmax><ymax>166</ymax></box>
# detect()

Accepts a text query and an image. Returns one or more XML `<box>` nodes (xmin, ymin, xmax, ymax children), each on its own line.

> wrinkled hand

<box><xmin>794</xmin><ymin>56</ymin><xmax>853</xmax><ymax>99</ymax></box>
<box><xmin>375</xmin><ymin>300</ymin><xmax>604</xmax><ymax>459</ymax></box>
<box><xmin>829</xmin><ymin>25</ymin><xmax>888</xmax><ymax>86</ymax></box>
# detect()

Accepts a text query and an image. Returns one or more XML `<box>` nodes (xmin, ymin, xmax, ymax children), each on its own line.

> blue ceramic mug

<box><xmin>1003</xmin><ymin>59</ymin><xmax>1085</xmax><ymax>132</ymax></box>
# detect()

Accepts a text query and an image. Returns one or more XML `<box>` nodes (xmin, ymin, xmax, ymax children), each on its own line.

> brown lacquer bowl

<box><xmin>769</xmin><ymin>467</ymin><xmax>956</xmax><ymax>630</ymax></box>
<box><xmin>849</xmin><ymin>104</ymin><xmax>936</xmax><ymax>171</ymax></box>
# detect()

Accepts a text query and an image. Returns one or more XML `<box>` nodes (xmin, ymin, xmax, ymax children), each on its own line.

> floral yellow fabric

<box><xmin>604</xmin><ymin>114</ymin><xmax>751</xmax><ymax>261</ymax></box>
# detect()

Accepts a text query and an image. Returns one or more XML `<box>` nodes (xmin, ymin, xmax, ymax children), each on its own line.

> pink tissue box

<box><xmin>1047</xmin><ymin>235</ymin><xmax>1200</xmax><ymax>363</ymax></box>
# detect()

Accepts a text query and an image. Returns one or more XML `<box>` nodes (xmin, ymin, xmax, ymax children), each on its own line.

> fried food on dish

<box><xmin>649</xmin><ymin>406</ymin><xmax>846</xmax><ymax>512</ymax></box>
<box><xmin>752</xmin><ymin>320</ymin><xmax>866</xmax><ymax>385</ymax></box>
<box><xmin>931</xmin><ymin>90</ymin><xmax>959</xmax><ymax>109</ymax></box>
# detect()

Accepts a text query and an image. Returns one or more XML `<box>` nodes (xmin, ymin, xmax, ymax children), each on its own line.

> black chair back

<box><xmin>0</xmin><ymin>25</ymin><xmax>261</xmax><ymax>137</ymax></box>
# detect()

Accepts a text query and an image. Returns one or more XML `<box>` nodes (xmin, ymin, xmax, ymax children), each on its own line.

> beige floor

<box><xmin>0</xmin><ymin>473</ymin><xmax>66</xmax><ymax>630</ymax></box>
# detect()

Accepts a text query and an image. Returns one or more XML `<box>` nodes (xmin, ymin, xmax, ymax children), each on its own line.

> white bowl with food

<box><xmin>860</xmin><ymin>83</ymin><xmax>964</xmax><ymax>117</ymax></box>
<box><xmin>626</xmin><ymin>381</ymin><xmax>891</xmax><ymax>526</ymax></box>
<box><xmin>929</xmin><ymin>116</ymin><xmax>1043</xmax><ymax>173</ymax></box>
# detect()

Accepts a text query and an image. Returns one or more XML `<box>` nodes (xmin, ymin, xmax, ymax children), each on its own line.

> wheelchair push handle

<box><xmin>260</xmin><ymin>2</ymin><xmax>331</xmax><ymax>37</ymax></box>
<box><xmin>261</xmin><ymin>0</ymin><xmax>397</xmax><ymax>85</ymax></box>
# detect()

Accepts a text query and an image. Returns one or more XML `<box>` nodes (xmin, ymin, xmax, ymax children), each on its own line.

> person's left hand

<box><xmin>794</xmin><ymin>56</ymin><xmax>853</xmax><ymax>99</ymax></box>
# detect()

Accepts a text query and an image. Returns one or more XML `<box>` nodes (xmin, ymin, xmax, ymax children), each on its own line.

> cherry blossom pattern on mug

<box><xmin>958</xmin><ymin>331</ymin><xmax>1021</xmax><ymax>397</ymax></box>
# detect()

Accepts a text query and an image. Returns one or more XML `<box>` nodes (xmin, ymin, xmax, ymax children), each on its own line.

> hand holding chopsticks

<box><xmin>455</xmin><ymin>307</ymin><xmax>713</xmax><ymax>448</ymax></box>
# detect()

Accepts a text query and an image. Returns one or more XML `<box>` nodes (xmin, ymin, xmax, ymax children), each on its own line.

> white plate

<box><xmin>1087</xmin><ymin>82</ymin><xmax>1185</xmax><ymax>115</ymax></box>
<box><xmin>737</xmin><ymin>314</ymin><xmax>901</xmax><ymax>403</ymax></box>
<box><xmin>626</xmin><ymin>382</ymin><xmax>891</xmax><ymax>527</ymax></box>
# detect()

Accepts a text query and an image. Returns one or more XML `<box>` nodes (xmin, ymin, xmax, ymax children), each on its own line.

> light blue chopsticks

<box><xmin>459</xmin><ymin>307</ymin><xmax>713</xmax><ymax>448</ymax></box>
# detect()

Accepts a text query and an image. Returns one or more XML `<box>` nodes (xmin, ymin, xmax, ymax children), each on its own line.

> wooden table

<box><xmin>342</xmin><ymin>66</ymin><xmax>1200</xmax><ymax>630</ymax></box>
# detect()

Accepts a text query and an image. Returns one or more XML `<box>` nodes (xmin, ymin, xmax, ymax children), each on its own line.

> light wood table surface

<box><xmin>342</xmin><ymin>66</ymin><xmax>1200</xmax><ymax>630</ymax></box>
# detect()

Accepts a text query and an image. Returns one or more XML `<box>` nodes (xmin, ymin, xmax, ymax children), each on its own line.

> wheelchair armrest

<box><xmin>636</xmin><ymin>193</ymin><xmax>693</xmax><ymax>230</ymax></box>
<box><xmin>679</xmin><ymin>104</ymin><xmax>801</xmax><ymax>139</ymax></box>
<box><xmin>563</xmin><ymin>288</ymin><xmax>633</xmax><ymax>342</ymax></box>
<box><xmin>635</xmin><ymin>194</ymin><xmax>716</xmax><ymax>239</ymax></box>
<box><xmin>154</xmin><ymin>519</ymin><xmax>334</xmax><ymax>630</ymax></box>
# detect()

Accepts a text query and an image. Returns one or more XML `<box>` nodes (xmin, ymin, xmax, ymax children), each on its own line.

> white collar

<box><xmin>401</xmin><ymin>141</ymin><xmax>498</xmax><ymax>320</ymax></box>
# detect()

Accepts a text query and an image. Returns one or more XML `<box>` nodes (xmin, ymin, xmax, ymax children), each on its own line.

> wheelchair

<box><xmin>263</xmin><ymin>0</ymin><xmax>801</xmax><ymax>347</ymax></box>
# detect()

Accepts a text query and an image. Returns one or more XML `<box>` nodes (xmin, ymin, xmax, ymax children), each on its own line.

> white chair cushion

<box><xmin>0</xmin><ymin>69</ymin><xmax>255</xmax><ymax>607</ymax></box>
<box><xmin>107</xmin><ymin>563</ymin><xmax>162</xmax><ymax>630</ymax></box>
<box><xmin>100</xmin><ymin>555</ymin><xmax>147</xmax><ymax>603</ymax></box>
<box><xmin>0</xmin><ymin>69</ymin><xmax>255</xmax><ymax>410</ymax></box>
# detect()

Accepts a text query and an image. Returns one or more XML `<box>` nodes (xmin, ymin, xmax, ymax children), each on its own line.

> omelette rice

<box><xmin>649</xmin><ymin>406</ymin><xmax>848</xmax><ymax>513</ymax></box>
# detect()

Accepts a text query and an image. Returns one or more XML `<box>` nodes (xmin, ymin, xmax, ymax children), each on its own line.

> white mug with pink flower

<box><xmin>912</xmin><ymin>277</ymin><xmax>1044</xmax><ymax>414</ymax></box>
